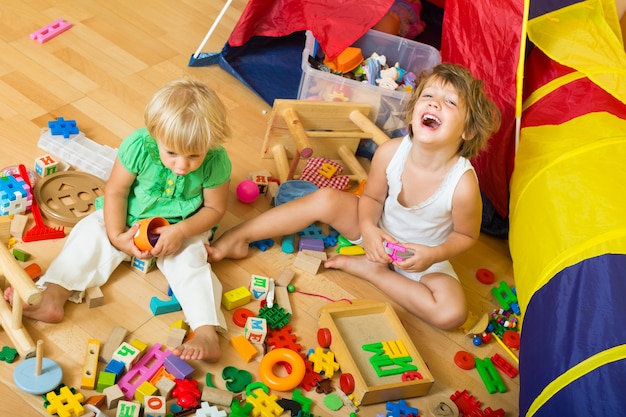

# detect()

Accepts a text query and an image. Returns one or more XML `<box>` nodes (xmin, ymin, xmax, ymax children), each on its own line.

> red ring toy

<box><xmin>232</xmin><ymin>308</ymin><xmax>255</xmax><ymax>328</ymax></box>
<box><xmin>454</xmin><ymin>350</ymin><xmax>476</xmax><ymax>370</ymax></box>
<box><xmin>317</xmin><ymin>328</ymin><xmax>332</xmax><ymax>348</ymax></box>
<box><xmin>502</xmin><ymin>330</ymin><xmax>520</xmax><ymax>349</ymax></box>
<box><xmin>475</xmin><ymin>268</ymin><xmax>495</xmax><ymax>284</ymax></box>
<box><xmin>339</xmin><ymin>373</ymin><xmax>355</xmax><ymax>394</ymax></box>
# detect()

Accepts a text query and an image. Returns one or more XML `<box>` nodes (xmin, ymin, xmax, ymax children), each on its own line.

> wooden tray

<box><xmin>318</xmin><ymin>299</ymin><xmax>434</xmax><ymax>405</ymax></box>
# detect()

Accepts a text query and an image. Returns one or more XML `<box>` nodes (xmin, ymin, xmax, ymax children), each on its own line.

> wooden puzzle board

<box><xmin>318</xmin><ymin>299</ymin><xmax>434</xmax><ymax>405</ymax></box>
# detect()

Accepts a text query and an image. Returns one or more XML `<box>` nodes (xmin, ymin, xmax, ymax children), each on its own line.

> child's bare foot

<box><xmin>172</xmin><ymin>325</ymin><xmax>221</xmax><ymax>362</ymax></box>
<box><xmin>324</xmin><ymin>255</ymin><xmax>389</xmax><ymax>283</ymax></box>
<box><xmin>206</xmin><ymin>230</ymin><xmax>250</xmax><ymax>262</ymax></box>
<box><xmin>3</xmin><ymin>283</ymin><xmax>69</xmax><ymax>323</ymax></box>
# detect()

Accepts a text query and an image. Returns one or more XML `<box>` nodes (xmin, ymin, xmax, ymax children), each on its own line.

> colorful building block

<box><xmin>221</xmin><ymin>286</ymin><xmax>251</xmax><ymax>310</ymax></box>
<box><xmin>130</xmin><ymin>255</ymin><xmax>156</xmax><ymax>273</ymax></box>
<box><xmin>164</xmin><ymin>355</ymin><xmax>194</xmax><ymax>380</ymax></box>
<box><xmin>115</xmin><ymin>400</ymin><xmax>141</xmax><ymax>417</ymax></box>
<box><xmin>96</xmin><ymin>371</ymin><xmax>117</xmax><ymax>392</ymax></box>
<box><xmin>149</xmin><ymin>293</ymin><xmax>181</xmax><ymax>315</ymax></box>
<box><xmin>103</xmin><ymin>384</ymin><xmax>125</xmax><ymax>409</ymax></box>
<box><xmin>230</xmin><ymin>335</ymin><xmax>258</xmax><ymax>363</ymax></box>
<box><xmin>134</xmin><ymin>381</ymin><xmax>158</xmax><ymax>403</ymax></box>
<box><xmin>81</xmin><ymin>339</ymin><xmax>101</xmax><ymax>390</ymax></box>
<box><xmin>112</xmin><ymin>342</ymin><xmax>141</xmax><ymax>372</ymax></box>
<box><xmin>0</xmin><ymin>174</ymin><xmax>31</xmax><ymax>216</ymax></box>
<box><xmin>45</xmin><ymin>385</ymin><xmax>85</xmax><ymax>417</ymax></box>
<box><xmin>117</xmin><ymin>343</ymin><xmax>172</xmax><ymax>400</ymax></box>
<box><xmin>249</xmin><ymin>274</ymin><xmax>270</xmax><ymax>300</ymax></box>
<box><xmin>34</xmin><ymin>154</ymin><xmax>59</xmax><ymax>177</ymax></box>
<box><xmin>30</xmin><ymin>19</ymin><xmax>73</xmax><ymax>44</ymax></box>
<box><xmin>475</xmin><ymin>357</ymin><xmax>507</xmax><ymax>394</ymax></box>
<box><xmin>48</xmin><ymin>117</ymin><xmax>79</xmax><ymax>137</ymax></box>
<box><xmin>144</xmin><ymin>395</ymin><xmax>167</xmax><ymax>417</ymax></box>
<box><xmin>244</xmin><ymin>316</ymin><xmax>268</xmax><ymax>345</ymax></box>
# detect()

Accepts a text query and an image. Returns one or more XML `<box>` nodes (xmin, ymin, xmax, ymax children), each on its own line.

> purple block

<box><xmin>298</xmin><ymin>237</ymin><xmax>324</xmax><ymax>252</ymax></box>
<box><xmin>164</xmin><ymin>354</ymin><xmax>194</xmax><ymax>380</ymax></box>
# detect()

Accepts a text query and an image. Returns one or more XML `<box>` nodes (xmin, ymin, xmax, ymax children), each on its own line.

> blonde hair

<box><xmin>144</xmin><ymin>78</ymin><xmax>231</xmax><ymax>155</ymax></box>
<box><xmin>405</xmin><ymin>63</ymin><xmax>501</xmax><ymax>159</ymax></box>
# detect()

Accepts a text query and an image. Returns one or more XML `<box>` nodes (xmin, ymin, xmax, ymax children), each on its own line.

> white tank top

<box><xmin>379</xmin><ymin>136</ymin><xmax>475</xmax><ymax>246</ymax></box>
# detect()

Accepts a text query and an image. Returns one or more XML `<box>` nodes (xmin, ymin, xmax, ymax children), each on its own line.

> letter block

<box><xmin>244</xmin><ymin>316</ymin><xmax>267</xmax><ymax>345</ymax></box>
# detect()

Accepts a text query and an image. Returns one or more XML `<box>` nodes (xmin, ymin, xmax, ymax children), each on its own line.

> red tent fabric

<box><xmin>440</xmin><ymin>0</ymin><xmax>523</xmax><ymax>218</ymax></box>
<box><xmin>228</xmin><ymin>0</ymin><xmax>394</xmax><ymax>60</ymax></box>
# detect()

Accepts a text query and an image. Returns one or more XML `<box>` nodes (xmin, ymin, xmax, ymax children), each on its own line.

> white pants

<box><xmin>39</xmin><ymin>210</ymin><xmax>227</xmax><ymax>332</ymax></box>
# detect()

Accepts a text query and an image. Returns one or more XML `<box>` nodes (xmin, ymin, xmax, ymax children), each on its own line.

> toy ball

<box><xmin>236</xmin><ymin>180</ymin><xmax>260</xmax><ymax>203</ymax></box>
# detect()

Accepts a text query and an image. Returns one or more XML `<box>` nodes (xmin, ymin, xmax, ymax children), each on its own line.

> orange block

<box><xmin>323</xmin><ymin>47</ymin><xmax>363</xmax><ymax>73</ymax></box>
<box><xmin>230</xmin><ymin>335</ymin><xmax>258</xmax><ymax>363</ymax></box>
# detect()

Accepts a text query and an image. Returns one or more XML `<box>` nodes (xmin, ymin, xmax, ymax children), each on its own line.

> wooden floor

<box><xmin>0</xmin><ymin>1</ymin><xmax>519</xmax><ymax>416</ymax></box>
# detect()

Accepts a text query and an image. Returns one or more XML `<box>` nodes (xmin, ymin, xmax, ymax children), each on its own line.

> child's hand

<box><xmin>362</xmin><ymin>227</ymin><xmax>395</xmax><ymax>264</ymax></box>
<box><xmin>392</xmin><ymin>243</ymin><xmax>435</xmax><ymax>272</ymax></box>
<box><xmin>111</xmin><ymin>223</ymin><xmax>152</xmax><ymax>259</ymax></box>
<box><xmin>149</xmin><ymin>224</ymin><xmax>184</xmax><ymax>257</ymax></box>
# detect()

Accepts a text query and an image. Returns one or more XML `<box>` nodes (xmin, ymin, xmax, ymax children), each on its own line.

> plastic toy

<box><xmin>222</xmin><ymin>366</ymin><xmax>253</xmax><ymax>393</ymax></box>
<box><xmin>18</xmin><ymin>164</ymin><xmax>65</xmax><ymax>242</ymax></box>
<box><xmin>117</xmin><ymin>343</ymin><xmax>172</xmax><ymax>400</ymax></box>
<box><xmin>0</xmin><ymin>174</ymin><xmax>32</xmax><ymax>216</ymax></box>
<box><xmin>13</xmin><ymin>340</ymin><xmax>63</xmax><ymax>395</ymax></box>
<box><xmin>30</xmin><ymin>19</ymin><xmax>73</xmax><ymax>43</ymax></box>
<box><xmin>134</xmin><ymin>216</ymin><xmax>169</xmax><ymax>250</ymax></box>
<box><xmin>236</xmin><ymin>179</ymin><xmax>260</xmax><ymax>203</ymax></box>
<box><xmin>384</xmin><ymin>240</ymin><xmax>414</xmax><ymax>262</ymax></box>
<box><xmin>259</xmin><ymin>348</ymin><xmax>306</xmax><ymax>391</ymax></box>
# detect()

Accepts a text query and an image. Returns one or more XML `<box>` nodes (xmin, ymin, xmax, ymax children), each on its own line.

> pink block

<box><xmin>30</xmin><ymin>18</ymin><xmax>72</xmax><ymax>43</ymax></box>
<box><xmin>117</xmin><ymin>343</ymin><xmax>172</xmax><ymax>400</ymax></box>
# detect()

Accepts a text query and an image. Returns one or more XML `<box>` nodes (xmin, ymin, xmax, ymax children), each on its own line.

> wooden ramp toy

<box><xmin>261</xmin><ymin>100</ymin><xmax>391</xmax><ymax>185</ymax></box>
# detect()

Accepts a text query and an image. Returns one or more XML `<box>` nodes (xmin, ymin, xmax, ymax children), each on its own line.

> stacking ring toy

<box><xmin>258</xmin><ymin>348</ymin><xmax>305</xmax><ymax>392</ymax></box>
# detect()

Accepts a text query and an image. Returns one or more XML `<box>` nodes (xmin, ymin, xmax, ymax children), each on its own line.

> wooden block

<box><xmin>222</xmin><ymin>286</ymin><xmax>252</xmax><ymax>310</ymax></box>
<box><xmin>103</xmin><ymin>384</ymin><xmax>125</xmax><ymax>409</ymax></box>
<box><xmin>81</xmin><ymin>339</ymin><xmax>101</xmax><ymax>389</ymax></box>
<box><xmin>130</xmin><ymin>256</ymin><xmax>156</xmax><ymax>274</ymax></box>
<box><xmin>275</xmin><ymin>268</ymin><xmax>295</xmax><ymax>287</ymax></box>
<box><xmin>273</xmin><ymin>286</ymin><xmax>292</xmax><ymax>314</ymax></box>
<box><xmin>249</xmin><ymin>274</ymin><xmax>270</xmax><ymax>300</ymax></box>
<box><xmin>293</xmin><ymin>251</ymin><xmax>322</xmax><ymax>274</ymax></box>
<box><xmin>100</xmin><ymin>326</ymin><xmax>128</xmax><ymax>363</ymax></box>
<box><xmin>0</xmin><ymin>216</ymin><xmax>10</xmax><ymax>244</ymax></box>
<box><xmin>144</xmin><ymin>395</ymin><xmax>167</xmax><ymax>417</ymax></box>
<box><xmin>85</xmin><ymin>287</ymin><xmax>104</xmax><ymax>308</ymax></box>
<box><xmin>155</xmin><ymin>376</ymin><xmax>176</xmax><ymax>399</ymax></box>
<box><xmin>167</xmin><ymin>327</ymin><xmax>187</xmax><ymax>348</ymax></box>
<box><xmin>243</xmin><ymin>316</ymin><xmax>267</xmax><ymax>345</ymax></box>
<box><xmin>265</xmin><ymin>181</ymin><xmax>279</xmax><ymax>206</ymax></box>
<box><xmin>230</xmin><ymin>335</ymin><xmax>258</xmax><ymax>363</ymax></box>
<box><xmin>134</xmin><ymin>381</ymin><xmax>158</xmax><ymax>403</ymax></box>
<box><xmin>201</xmin><ymin>386</ymin><xmax>234</xmax><ymax>407</ymax></box>
<box><xmin>318</xmin><ymin>300</ymin><xmax>434</xmax><ymax>405</ymax></box>
<box><xmin>116</xmin><ymin>400</ymin><xmax>141</xmax><ymax>417</ymax></box>
<box><xmin>111</xmin><ymin>342</ymin><xmax>141</xmax><ymax>372</ymax></box>
<box><xmin>302</xmin><ymin>249</ymin><xmax>328</xmax><ymax>261</ymax></box>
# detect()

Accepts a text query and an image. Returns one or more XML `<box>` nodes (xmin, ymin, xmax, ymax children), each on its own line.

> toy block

<box><xmin>491</xmin><ymin>280</ymin><xmax>520</xmax><ymax>314</ymax></box>
<box><xmin>475</xmin><ymin>357</ymin><xmax>507</xmax><ymax>394</ymax></box>
<box><xmin>265</xmin><ymin>181</ymin><xmax>279</xmax><ymax>206</ymax></box>
<box><xmin>0</xmin><ymin>174</ymin><xmax>32</xmax><ymax>216</ymax></box>
<box><xmin>244</xmin><ymin>316</ymin><xmax>268</xmax><ymax>345</ymax></box>
<box><xmin>45</xmin><ymin>385</ymin><xmax>85</xmax><ymax>417</ymax></box>
<box><xmin>96</xmin><ymin>371</ymin><xmax>117</xmax><ymax>392</ymax></box>
<box><xmin>130</xmin><ymin>339</ymin><xmax>148</xmax><ymax>355</ymax></box>
<box><xmin>0</xmin><ymin>217</ymin><xmax>10</xmax><ymax>245</ymax></box>
<box><xmin>99</xmin><ymin>326</ymin><xmax>128</xmax><ymax>363</ymax></box>
<box><xmin>164</xmin><ymin>354</ymin><xmax>194</xmax><ymax>380</ymax></box>
<box><xmin>249</xmin><ymin>274</ymin><xmax>270</xmax><ymax>300</ymax></box>
<box><xmin>118</xmin><ymin>343</ymin><xmax>172</xmax><ymax>400</ymax></box>
<box><xmin>81</xmin><ymin>339</ymin><xmax>101</xmax><ymax>389</ymax></box>
<box><xmin>84</xmin><ymin>394</ymin><xmax>106</xmax><ymax>408</ymax></box>
<box><xmin>34</xmin><ymin>154</ymin><xmax>59</xmax><ymax>177</ymax></box>
<box><xmin>170</xmin><ymin>319</ymin><xmax>190</xmax><ymax>332</ymax></box>
<box><xmin>150</xmin><ymin>293</ymin><xmax>181</xmax><ymax>315</ymax></box>
<box><xmin>10</xmin><ymin>213</ymin><xmax>28</xmax><ymax>239</ymax></box>
<box><xmin>250</xmin><ymin>238</ymin><xmax>274</xmax><ymax>251</ymax></box>
<box><xmin>275</xmin><ymin>268</ymin><xmax>296</xmax><ymax>287</ymax></box>
<box><xmin>230</xmin><ymin>335</ymin><xmax>258</xmax><ymax>363</ymax></box>
<box><xmin>201</xmin><ymin>386</ymin><xmax>234</xmax><ymax>407</ymax></box>
<box><xmin>155</xmin><ymin>375</ymin><xmax>176</xmax><ymax>399</ymax></box>
<box><xmin>196</xmin><ymin>402</ymin><xmax>228</xmax><ymax>417</ymax></box>
<box><xmin>103</xmin><ymin>384</ymin><xmax>125</xmax><ymax>409</ymax></box>
<box><xmin>248</xmin><ymin>169</ymin><xmax>273</xmax><ymax>194</ymax></box>
<box><xmin>299</xmin><ymin>237</ymin><xmax>325</xmax><ymax>252</ymax></box>
<box><xmin>85</xmin><ymin>287</ymin><xmax>104</xmax><ymax>308</ymax></box>
<box><xmin>222</xmin><ymin>286</ymin><xmax>252</xmax><ymax>310</ymax></box>
<box><xmin>134</xmin><ymin>380</ymin><xmax>158</xmax><ymax>403</ymax></box>
<box><xmin>273</xmin><ymin>286</ymin><xmax>292</xmax><ymax>314</ymax></box>
<box><xmin>281</xmin><ymin>233</ymin><xmax>296</xmax><ymax>253</ymax></box>
<box><xmin>144</xmin><ymin>395</ymin><xmax>167</xmax><ymax>417</ymax></box>
<box><xmin>338</xmin><ymin>245</ymin><xmax>366</xmax><ymax>255</ymax></box>
<box><xmin>12</xmin><ymin>248</ymin><xmax>30</xmax><ymax>262</ymax></box>
<box><xmin>491</xmin><ymin>353</ymin><xmax>518</xmax><ymax>378</ymax></box>
<box><xmin>47</xmin><ymin>116</ymin><xmax>79</xmax><ymax>137</ymax></box>
<box><xmin>293</xmin><ymin>251</ymin><xmax>322</xmax><ymax>274</ymax></box>
<box><xmin>302</xmin><ymin>249</ymin><xmax>327</xmax><ymax>261</ymax></box>
<box><xmin>104</xmin><ymin>359</ymin><xmax>125</xmax><ymax>380</ymax></box>
<box><xmin>246</xmin><ymin>387</ymin><xmax>284</xmax><ymax>417</ymax></box>
<box><xmin>0</xmin><ymin>345</ymin><xmax>18</xmax><ymax>363</ymax></box>
<box><xmin>308</xmin><ymin>347</ymin><xmax>340</xmax><ymax>378</ymax></box>
<box><xmin>130</xmin><ymin>255</ymin><xmax>156</xmax><ymax>273</ymax></box>
<box><xmin>116</xmin><ymin>400</ymin><xmax>141</xmax><ymax>417</ymax></box>
<box><xmin>30</xmin><ymin>19</ymin><xmax>73</xmax><ymax>43</ymax></box>
<box><xmin>23</xmin><ymin>262</ymin><xmax>42</xmax><ymax>281</ymax></box>
<box><xmin>362</xmin><ymin>340</ymin><xmax>418</xmax><ymax>377</ymax></box>
<box><xmin>112</xmin><ymin>342</ymin><xmax>141</xmax><ymax>372</ymax></box>
<box><xmin>167</xmin><ymin>327</ymin><xmax>187</xmax><ymax>348</ymax></box>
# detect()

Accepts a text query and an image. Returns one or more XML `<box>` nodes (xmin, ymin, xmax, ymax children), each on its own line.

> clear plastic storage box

<box><xmin>298</xmin><ymin>30</ymin><xmax>441</xmax><ymax>136</ymax></box>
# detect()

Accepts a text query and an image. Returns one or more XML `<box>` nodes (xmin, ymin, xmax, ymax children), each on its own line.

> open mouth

<box><xmin>422</xmin><ymin>114</ymin><xmax>441</xmax><ymax>129</ymax></box>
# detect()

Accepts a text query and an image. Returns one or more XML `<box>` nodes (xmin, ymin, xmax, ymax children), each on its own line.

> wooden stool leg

<box><xmin>271</xmin><ymin>144</ymin><xmax>290</xmax><ymax>183</ymax></box>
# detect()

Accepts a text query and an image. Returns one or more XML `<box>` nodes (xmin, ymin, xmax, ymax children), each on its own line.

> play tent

<box><xmin>191</xmin><ymin>0</ymin><xmax>626</xmax><ymax>415</ymax></box>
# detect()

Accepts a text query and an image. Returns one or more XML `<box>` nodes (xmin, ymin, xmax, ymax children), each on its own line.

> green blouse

<box><xmin>118</xmin><ymin>128</ymin><xmax>232</xmax><ymax>226</ymax></box>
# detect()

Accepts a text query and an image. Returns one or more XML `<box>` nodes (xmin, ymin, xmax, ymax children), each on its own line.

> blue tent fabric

<box><xmin>190</xmin><ymin>32</ymin><xmax>306</xmax><ymax>104</ymax></box>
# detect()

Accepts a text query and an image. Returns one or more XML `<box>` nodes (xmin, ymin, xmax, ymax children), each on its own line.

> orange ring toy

<box><xmin>258</xmin><ymin>348</ymin><xmax>305</xmax><ymax>392</ymax></box>
<box><xmin>134</xmin><ymin>217</ymin><xmax>169</xmax><ymax>250</ymax></box>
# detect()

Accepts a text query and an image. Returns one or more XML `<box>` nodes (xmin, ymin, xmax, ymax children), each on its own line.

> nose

<box><xmin>428</xmin><ymin>97</ymin><xmax>441</xmax><ymax>109</ymax></box>
<box><xmin>175</xmin><ymin>158</ymin><xmax>190</xmax><ymax>173</ymax></box>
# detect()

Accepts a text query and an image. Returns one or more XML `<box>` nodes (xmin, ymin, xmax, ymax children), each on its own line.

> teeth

<box><xmin>422</xmin><ymin>114</ymin><xmax>441</xmax><ymax>127</ymax></box>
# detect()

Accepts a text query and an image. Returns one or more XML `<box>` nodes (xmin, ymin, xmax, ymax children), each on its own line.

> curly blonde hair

<box><xmin>404</xmin><ymin>63</ymin><xmax>501</xmax><ymax>159</ymax></box>
<box><xmin>144</xmin><ymin>78</ymin><xmax>231</xmax><ymax>155</ymax></box>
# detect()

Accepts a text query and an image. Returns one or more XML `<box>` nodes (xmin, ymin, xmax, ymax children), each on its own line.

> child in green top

<box><xmin>6</xmin><ymin>78</ymin><xmax>232</xmax><ymax>361</ymax></box>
